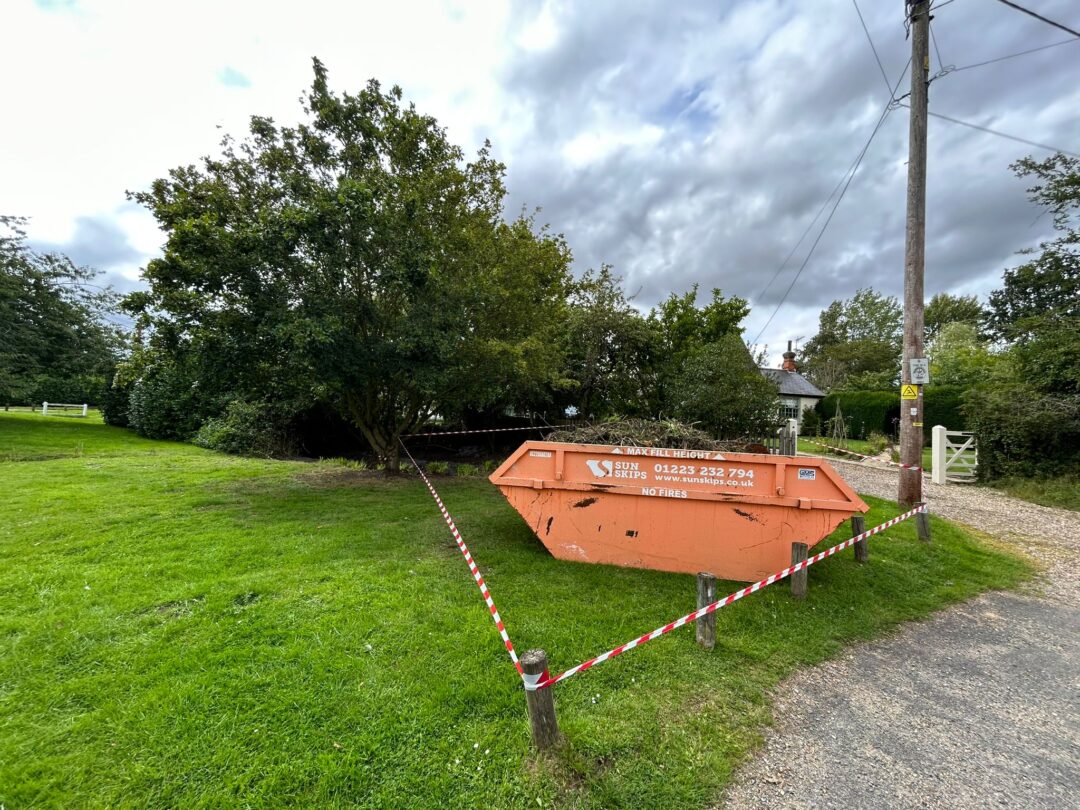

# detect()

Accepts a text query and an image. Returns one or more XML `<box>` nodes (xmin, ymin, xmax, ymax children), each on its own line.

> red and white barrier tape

<box><xmin>402</xmin><ymin>425</ymin><xmax>553</xmax><ymax>438</ymax></box>
<box><xmin>398</xmin><ymin>441</ymin><xmax>524</xmax><ymax>676</ymax></box>
<box><xmin>526</xmin><ymin>505</ymin><xmax>929</xmax><ymax>691</ymax></box>
<box><xmin>805</xmin><ymin>439</ymin><xmax>925</xmax><ymax>473</ymax></box>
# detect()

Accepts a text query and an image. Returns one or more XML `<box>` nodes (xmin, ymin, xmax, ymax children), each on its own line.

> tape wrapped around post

<box><xmin>521</xmin><ymin>668</ymin><xmax>549</xmax><ymax>692</ymax></box>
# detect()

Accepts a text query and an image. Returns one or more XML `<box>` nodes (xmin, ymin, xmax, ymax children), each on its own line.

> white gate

<box><xmin>931</xmin><ymin>425</ymin><xmax>977</xmax><ymax>484</ymax></box>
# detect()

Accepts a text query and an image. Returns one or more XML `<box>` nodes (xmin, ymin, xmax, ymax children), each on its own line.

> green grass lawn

<box><xmin>799</xmin><ymin>436</ymin><xmax>934</xmax><ymax>472</ymax></box>
<box><xmin>1</xmin><ymin>413</ymin><xmax>1031</xmax><ymax>808</ymax></box>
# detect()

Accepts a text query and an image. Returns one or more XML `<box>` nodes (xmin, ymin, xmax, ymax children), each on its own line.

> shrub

<box><xmin>800</xmin><ymin>408</ymin><xmax>821</xmax><ymax>437</ymax></box>
<box><xmin>100</xmin><ymin>377</ymin><xmax>133</xmax><ymax>427</ymax></box>
<box><xmin>964</xmin><ymin>384</ymin><xmax>1080</xmax><ymax>479</ymax></box>
<box><xmin>922</xmin><ymin>385</ymin><xmax>967</xmax><ymax>432</ymax></box>
<box><xmin>865</xmin><ymin>431</ymin><xmax>889</xmax><ymax>455</ymax></box>
<box><xmin>194</xmin><ymin>400</ymin><xmax>292</xmax><ymax>457</ymax></box>
<box><xmin>482</xmin><ymin>459</ymin><xmax>499</xmax><ymax>474</ymax></box>
<box><xmin>455</xmin><ymin>463</ymin><xmax>480</xmax><ymax>477</ymax></box>
<box><xmin>322</xmin><ymin>457</ymin><xmax>369</xmax><ymax>470</ymax></box>
<box><xmin>127</xmin><ymin>361</ymin><xmax>201</xmax><ymax>440</ymax></box>
<box><xmin>671</xmin><ymin>334</ymin><xmax>780</xmax><ymax>439</ymax></box>
<box><xmin>427</xmin><ymin>461</ymin><xmax>450</xmax><ymax>475</ymax></box>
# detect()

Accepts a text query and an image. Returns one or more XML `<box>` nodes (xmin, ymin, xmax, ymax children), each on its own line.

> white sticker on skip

<box><xmin>798</xmin><ymin>468</ymin><xmax>817</xmax><ymax>480</ymax></box>
<box><xmin>529</xmin><ymin>450</ymin><xmax>553</xmax><ymax>458</ymax></box>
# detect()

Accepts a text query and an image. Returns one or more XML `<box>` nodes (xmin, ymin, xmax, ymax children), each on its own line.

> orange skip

<box><xmin>490</xmin><ymin>441</ymin><xmax>869</xmax><ymax>582</ymax></box>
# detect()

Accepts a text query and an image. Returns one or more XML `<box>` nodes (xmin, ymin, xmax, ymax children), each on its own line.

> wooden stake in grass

<box><xmin>852</xmin><ymin>515</ymin><xmax>868</xmax><ymax>564</ymax></box>
<box><xmin>790</xmin><ymin>542</ymin><xmax>808</xmax><ymax>599</ymax></box>
<box><xmin>696</xmin><ymin>572</ymin><xmax>717</xmax><ymax>650</ymax></box>
<box><xmin>916</xmin><ymin>506</ymin><xmax>931</xmax><ymax>544</ymax></box>
<box><xmin>522</xmin><ymin>649</ymin><xmax>559</xmax><ymax>750</ymax></box>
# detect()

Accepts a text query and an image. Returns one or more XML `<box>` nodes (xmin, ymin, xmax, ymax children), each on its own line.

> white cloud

<box><xmin>2</xmin><ymin>0</ymin><xmax>1078</xmax><ymax>368</ymax></box>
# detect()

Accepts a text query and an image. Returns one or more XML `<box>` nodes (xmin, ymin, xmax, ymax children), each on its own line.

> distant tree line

<box><xmin>800</xmin><ymin>153</ymin><xmax>1079</xmax><ymax>480</ymax></box>
<box><xmin>102</xmin><ymin>60</ymin><xmax>779</xmax><ymax>467</ymax></box>
<box><xmin>0</xmin><ymin>215</ymin><xmax>122</xmax><ymax>408</ymax></box>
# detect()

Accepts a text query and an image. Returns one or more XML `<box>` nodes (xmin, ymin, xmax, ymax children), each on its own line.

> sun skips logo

<box><xmin>586</xmin><ymin>459</ymin><xmax>614</xmax><ymax>478</ymax></box>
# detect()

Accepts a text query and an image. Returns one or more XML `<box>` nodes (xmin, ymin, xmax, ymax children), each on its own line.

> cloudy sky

<box><xmin>3</xmin><ymin>0</ymin><xmax>1078</xmax><ymax>362</ymax></box>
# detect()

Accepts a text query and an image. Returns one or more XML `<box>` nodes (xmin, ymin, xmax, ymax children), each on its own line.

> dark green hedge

<box><xmin>816</xmin><ymin>390</ymin><xmax>896</xmax><ymax>439</ymax></box>
<box><xmin>816</xmin><ymin>386</ymin><xmax>968</xmax><ymax>438</ymax></box>
<box><xmin>923</xmin><ymin>386</ymin><xmax>967</xmax><ymax>434</ymax></box>
<box><xmin>964</xmin><ymin>385</ymin><xmax>1080</xmax><ymax>479</ymax></box>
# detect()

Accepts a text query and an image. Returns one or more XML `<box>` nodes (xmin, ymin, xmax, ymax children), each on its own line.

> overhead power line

<box><xmin>900</xmin><ymin>103</ymin><xmax>1080</xmax><ymax>157</ymax></box>
<box><xmin>951</xmin><ymin>36</ymin><xmax>1080</xmax><ymax>73</ymax></box>
<box><xmin>751</xmin><ymin>5</ymin><xmax>905</xmax><ymax>314</ymax></box>
<box><xmin>750</xmin><ymin>55</ymin><xmax>910</xmax><ymax>322</ymax></box>
<box><xmin>751</xmin><ymin>62</ymin><xmax>910</xmax><ymax>347</ymax></box>
<box><xmin>992</xmin><ymin>0</ymin><xmax>1080</xmax><ymax>38</ymax></box>
<box><xmin>930</xmin><ymin>20</ymin><xmax>947</xmax><ymax>69</ymax></box>
<box><xmin>853</xmin><ymin>0</ymin><xmax>892</xmax><ymax>97</ymax></box>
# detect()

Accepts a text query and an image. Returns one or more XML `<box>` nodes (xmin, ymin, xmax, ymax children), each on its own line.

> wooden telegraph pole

<box><xmin>899</xmin><ymin>0</ymin><xmax>930</xmax><ymax>507</ymax></box>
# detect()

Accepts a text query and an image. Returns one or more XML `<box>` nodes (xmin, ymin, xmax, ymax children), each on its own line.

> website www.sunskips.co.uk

<box><xmin>656</xmin><ymin>474</ymin><xmax>723</xmax><ymax>486</ymax></box>
<box><xmin>654</xmin><ymin>473</ymin><xmax>756</xmax><ymax>488</ymax></box>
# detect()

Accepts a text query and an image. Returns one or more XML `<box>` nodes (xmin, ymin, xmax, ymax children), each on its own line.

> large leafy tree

<box><xmin>964</xmin><ymin>153</ymin><xmax>1080</xmax><ymax>479</ymax></box>
<box><xmin>925</xmin><ymin>293</ymin><xmax>984</xmax><ymax>343</ymax></box>
<box><xmin>927</xmin><ymin>322</ymin><xmax>997</xmax><ymax>389</ymax></box>
<box><xmin>561</xmin><ymin>266</ymin><xmax>655</xmax><ymax>419</ymax></box>
<box><xmin>644</xmin><ymin>285</ymin><xmax>750</xmax><ymax>414</ymax></box>
<box><xmin>985</xmin><ymin>154</ymin><xmax>1080</xmax><ymax>394</ymax></box>
<box><xmin>128</xmin><ymin>60</ymin><xmax>572</xmax><ymax>467</ymax></box>
<box><xmin>801</xmin><ymin>288</ymin><xmax>902</xmax><ymax>391</ymax></box>
<box><xmin>0</xmin><ymin>215</ymin><xmax>121</xmax><ymax>406</ymax></box>
<box><xmin>670</xmin><ymin>332</ymin><xmax>779</xmax><ymax>438</ymax></box>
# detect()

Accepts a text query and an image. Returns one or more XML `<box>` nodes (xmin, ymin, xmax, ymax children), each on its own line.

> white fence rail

<box><xmin>931</xmin><ymin>425</ymin><xmax>977</xmax><ymax>484</ymax></box>
<box><xmin>42</xmin><ymin>402</ymin><xmax>88</xmax><ymax>417</ymax></box>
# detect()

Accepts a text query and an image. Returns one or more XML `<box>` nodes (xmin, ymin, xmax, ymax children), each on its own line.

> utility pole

<box><xmin>899</xmin><ymin>0</ymin><xmax>930</xmax><ymax>507</ymax></box>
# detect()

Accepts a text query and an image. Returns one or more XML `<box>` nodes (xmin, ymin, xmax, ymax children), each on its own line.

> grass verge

<box><xmin>0</xmin><ymin>413</ymin><xmax>1031</xmax><ymax>808</ymax></box>
<box><xmin>799</xmin><ymin>436</ymin><xmax>933</xmax><ymax>472</ymax></box>
<box><xmin>989</xmin><ymin>475</ymin><xmax>1080</xmax><ymax>512</ymax></box>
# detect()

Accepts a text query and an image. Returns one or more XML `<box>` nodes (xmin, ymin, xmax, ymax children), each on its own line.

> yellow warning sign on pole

<box><xmin>901</xmin><ymin>384</ymin><xmax>919</xmax><ymax>400</ymax></box>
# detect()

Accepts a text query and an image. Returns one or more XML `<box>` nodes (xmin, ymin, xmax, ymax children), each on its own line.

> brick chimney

<box><xmin>781</xmin><ymin>340</ymin><xmax>797</xmax><ymax>372</ymax></box>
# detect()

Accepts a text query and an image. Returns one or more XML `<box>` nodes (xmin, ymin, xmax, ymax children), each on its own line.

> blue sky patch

<box><xmin>218</xmin><ymin>66</ymin><xmax>252</xmax><ymax>88</ymax></box>
<box><xmin>35</xmin><ymin>0</ymin><xmax>78</xmax><ymax>10</ymax></box>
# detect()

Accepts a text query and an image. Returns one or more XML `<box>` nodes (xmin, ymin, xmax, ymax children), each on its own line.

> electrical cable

<box><xmin>853</xmin><ymin>0</ymin><xmax>893</xmax><ymax>97</ymax></box>
<box><xmin>929</xmin><ymin>21</ymin><xmax>949</xmax><ymax>70</ymax></box>
<box><xmin>899</xmin><ymin>103</ymin><xmax>1080</xmax><ymax>157</ymax></box>
<box><xmin>751</xmin><ymin>62</ymin><xmax>909</xmax><ymax>347</ymax></box>
<box><xmin>751</xmin><ymin>9</ymin><xmax>908</xmax><ymax>311</ymax></box>
<box><xmin>951</xmin><ymin>36</ymin><xmax>1080</xmax><ymax>73</ymax></box>
<box><xmin>992</xmin><ymin>0</ymin><xmax>1080</xmax><ymax>38</ymax></box>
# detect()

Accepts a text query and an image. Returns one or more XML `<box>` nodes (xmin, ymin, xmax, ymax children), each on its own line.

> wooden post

<box><xmin>916</xmin><ymin>507</ymin><xmax>931</xmax><ymax>544</ymax></box>
<box><xmin>790</xmin><ymin>542</ymin><xmax>808</xmax><ymax>599</ymax></box>
<box><xmin>696</xmin><ymin>572</ymin><xmax>717</xmax><ymax>650</ymax></box>
<box><xmin>521</xmin><ymin>649</ymin><xmax>559</xmax><ymax>750</ymax></box>
<box><xmin>899</xmin><ymin>0</ymin><xmax>930</xmax><ymax>507</ymax></box>
<box><xmin>852</xmin><ymin>515</ymin><xmax>868</xmax><ymax>564</ymax></box>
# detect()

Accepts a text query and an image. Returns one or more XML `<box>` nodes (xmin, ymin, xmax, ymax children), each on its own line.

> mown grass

<box><xmin>799</xmin><ymin>436</ymin><xmax>933</xmax><ymax>472</ymax></box>
<box><xmin>0</xmin><ymin>413</ymin><xmax>1032</xmax><ymax>808</ymax></box>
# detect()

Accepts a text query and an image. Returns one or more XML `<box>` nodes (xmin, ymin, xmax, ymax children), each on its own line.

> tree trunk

<box><xmin>386</xmin><ymin>441</ymin><xmax>401</xmax><ymax>473</ymax></box>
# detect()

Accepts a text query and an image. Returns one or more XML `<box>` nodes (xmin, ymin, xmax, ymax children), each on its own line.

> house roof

<box><xmin>759</xmin><ymin>368</ymin><xmax>825</xmax><ymax>398</ymax></box>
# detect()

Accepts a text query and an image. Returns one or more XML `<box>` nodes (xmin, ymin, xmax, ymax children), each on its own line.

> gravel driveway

<box><xmin>721</xmin><ymin>459</ymin><xmax>1080</xmax><ymax>809</ymax></box>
